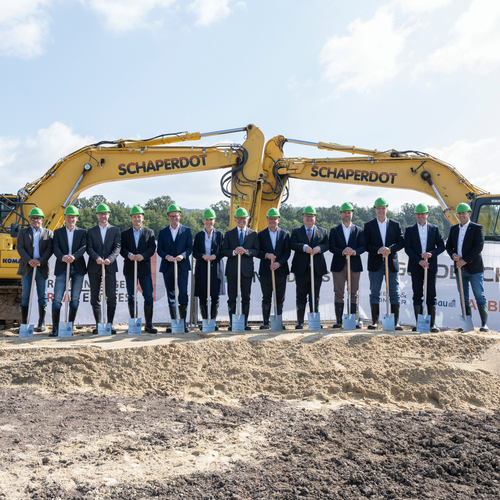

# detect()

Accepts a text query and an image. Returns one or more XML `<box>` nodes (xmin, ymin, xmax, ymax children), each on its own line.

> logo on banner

<box><xmin>437</xmin><ymin>299</ymin><xmax>456</xmax><ymax>308</ymax></box>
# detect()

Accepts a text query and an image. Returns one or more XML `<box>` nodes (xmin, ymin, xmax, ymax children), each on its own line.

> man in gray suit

<box><xmin>16</xmin><ymin>207</ymin><xmax>53</xmax><ymax>332</ymax></box>
<box><xmin>87</xmin><ymin>203</ymin><xmax>121</xmax><ymax>334</ymax></box>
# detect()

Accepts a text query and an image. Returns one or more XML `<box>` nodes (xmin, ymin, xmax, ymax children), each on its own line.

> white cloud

<box><xmin>189</xmin><ymin>0</ymin><xmax>231</xmax><ymax>26</ymax></box>
<box><xmin>413</xmin><ymin>0</ymin><xmax>500</xmax><ymax>76</ymax></box>
<box><xmin>87</xmin><ymin>0</ymin><xmax>176</xmax><ymax>33</ymax></box>
<box><xmin>320</xmin><ymin>6</ymin><xmax>411</xmax><ymax>93</ymax></box>
<box><xmin>397</xmin><ymin>0</ymin><xmax>451</xmax><ymax>14</ymax></box>
<box><xmin>0</xmin><ymin>0</ymin><xmax>51</xmax><ymax>58</ymax></box>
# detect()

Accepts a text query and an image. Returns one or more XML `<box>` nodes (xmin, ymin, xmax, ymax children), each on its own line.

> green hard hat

<box><xmin>374</xmin><ymin>197</ymin><xmax>388</xmax><ymax>208</ymax></box>
<box><xmin>414</xmin><ymin>203</ymin><xmax>429</xmax><ymax>214</ymax></box>
<box><xmin>340</xmin><ymin>202</ymin><xmax>355</xmax><ymax>212</ymax></box>
<box><xmin>130</xmin><ymin>205</ymin><xmax>144</xmax><ymax>216</ymax></box>
<box><xmin>64</xmin><ymin>205</ymin><xmax>80</xmax><ymax>216</ymax></box>
<box><xmin>234</xmin><ymin>207</ymin><xmax>249</xmax><ymax>217</ymax></box>
<box><xmin>203</xmin><ymin>208</ymin><xmax>216</xmax><ymax>219</ymax></box>
<box><xmin>167</xmin><ymin>203</ymin><xmax>182</xmax><ymax>214</ymax></box>
<box><xmin>96</xmin><ymin>203</ymin><xmax>110</xmax><ymax>213</ymax></box>
<box><xmin>266</xmin><ymin>208</ymin><xmax>280</xmax><ymax>217</ymax></box>
<box><xmin>456</xmin><ymin>202</ymin><xmax>472</xmax><ymax>213</ymax></box>
<box><xmin>29</xmin><ymin>207</ymin><xmax>44</xmax><ymax>219</ymax></box>
<box><xmin>302</xmin><ymin>205</ymin><xmax>317</xmax><ymax>215</ymax></box>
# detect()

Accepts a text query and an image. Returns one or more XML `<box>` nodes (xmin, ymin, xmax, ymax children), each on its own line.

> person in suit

<box><xmin>445</xmin><ymin>202</ymin><xmax>489</xmax><ymax>332</ymax></box>
<box><xmin>121</xmin><ymin>205</ymin><xmax>157</xmax><ymax>334</ymax></box>
<box><xmin>51</xmin><ymin>205</ymin><xmax>87</xmax><ymax>336</ymax></box>
<box><xmin>290</xmin><ymin>206</ymin><xmax>329</xmax><ymax>329</ymax></box>
<box><xmin>257</xmin><ymin>208</ymin><xmax>291</xmax><ymax>329</ymax></box>
<box><xmin>221</xmin><ymin>207</ymin><xmax>260</xmax><ymax>331</ymax></box>
<box><xmin>16</xmin><ymin>207</ymin><xmax>53</xmax><ymax>332</ymax></box>
<box><xmin>87</xmin><ymin>203</ymin><xmax>121</xmax><ymax>334</ymax></box>
<box><xmin>404</xmin><ymin>203</ymin><xmax>445</xmax><ymax>333</ymax></box>
<box><xmin>364</xmin><ymin>197</ymin><xmax>404</xmax><ymax>330</ymax></box>
<box><xmin>157</xmin><ymin>203</ymin><xmax>193</xmax><ymax>333</ymax></box>
<box><xmin>193</xmin><ymin>208</ymin><xmax>225</xmax><ymax>330</ymax></box>
<box><xmin>329</xmin><ymin>202</ymin><xmax>366</xmax><ymax>329</ymax></box>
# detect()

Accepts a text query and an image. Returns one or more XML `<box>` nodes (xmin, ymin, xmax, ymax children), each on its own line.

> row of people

<box><xmin>17</xmin><ymin>197</ymin><xmax>488</xmax><ymax>334</ymax></box>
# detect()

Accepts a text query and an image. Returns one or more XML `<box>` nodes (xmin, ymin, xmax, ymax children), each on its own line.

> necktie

<box><xmin>307</xmin><ymin>228</ymin><xmax>312</xmax><ymax>243</ymax></box>
<box><xmin>239</xmin><ymin>229</ymin><xmax>244</xmax><ymax>246</ymax></box>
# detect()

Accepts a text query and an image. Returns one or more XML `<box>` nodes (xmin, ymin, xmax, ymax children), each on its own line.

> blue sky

<box><xmin>2</xmin><ymin>0</ymin><xmax>500</xmax><ymax>212</ymax></box>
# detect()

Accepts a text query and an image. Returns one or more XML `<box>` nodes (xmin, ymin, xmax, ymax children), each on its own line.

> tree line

<box><xmin>74</xmin><ymin>195</ymin><xmax>451</xmax><ymax>237</ymax></box>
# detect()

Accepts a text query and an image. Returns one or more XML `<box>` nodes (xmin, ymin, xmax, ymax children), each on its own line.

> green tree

<box><xmin>210</xmin><ymin>200</ymin><xmax>230</xmax><ymax>232</ymax></box>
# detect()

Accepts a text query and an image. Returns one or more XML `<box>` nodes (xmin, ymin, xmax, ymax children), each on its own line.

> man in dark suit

<box><xmin>51</xmin><ymin>205</ymin><xmax>87</xmax><ymax>336</ymax></box>
<box><xmin>221</xmin><ymin>207</ymin><xmax>260</xmax><ymax>330</ymax></box>
<box><xmin>257</xmin><ymin>208</ymin><xmax>290</xmax><ymax>329</ymax></box>
<box><xmin>157</xmin><ymin>203</ymin><xmax>193</xmax><ymax>333</ymax></box>
<box><xmin>290</xmin><ymin>206</ymin><xmax>329</xmax><ymax>329</ymax></box>
<box><xmin>121</xmin><ymin>205</ymin><xmax>157</xmax><ymax>334</ymax></box>
<box><xmin>87</xmin><ymin>203</ymin><xmax>121</xmax><ymax>334</ymax></box>
<box><xmin>445</xmin><ymin>202</ymin><xmax>489</xmax><ymax>332</ymax></box>
<box><xmin>364</xmin><ymin>197</ymin><xmax>404</xmax><ymax>330</ymax></box>
<box><xmin>329</xmin><ymin>202</ymin><xmax>365</xmax><ymax>329</ymax></box>
<box><xmin>16</xmin><ymin>207</ymin><xmax>53</xmax><ymax>332</ymax></box>
<box><xmin>404</xmin><ymin>203</ymin><xmax>445</xmax><ymax>333</ymax></box>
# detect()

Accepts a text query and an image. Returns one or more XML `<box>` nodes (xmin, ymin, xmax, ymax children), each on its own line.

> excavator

<box><xmin>1</xmin><ymin>124</ymin><xmax>499</xmax><ymax>322</ymax></box>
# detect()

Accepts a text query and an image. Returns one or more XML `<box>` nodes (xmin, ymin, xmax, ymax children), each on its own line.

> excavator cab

<box><xmin>471</xmin><ymin>196</ymin><xmax>500</xmax><ymax>241</ymax></box>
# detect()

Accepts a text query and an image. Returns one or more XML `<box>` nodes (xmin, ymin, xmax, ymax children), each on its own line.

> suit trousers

<box><xmin>89</xmin><ymin>271</ymin><xmax>117</xmax><ymax>308</ymax></box>
<box><xmin>163</xmin><ymin>269</ymin><xmax>189</xmax><ymax>307</ymax></box>
<box><xmin>125</xmin><ymin>274</ymin><xmax>154</xmax><ymax>307</ymax></box>
<box><xmin>332</xmin><ymin>264</ymin><xmax>360</xmax><ymax>304</ymax></box>
<box><xmin>227</xmin><ymin>275</ymin><xmax>252</xmax><ymax>314</ymax></box>
<box><xmin>52</xmin><ymin>267</ymin><xmax>85</xmax><ymax>310</ymax></box>
<box><xmin>260</xmin><ymin>274</ymin><xmax>287</xmax><ymax>314</ymax></box>
<box><xmin>295</xmin><ymin>272</ymin><xmax>323</xmax><ymax>311</ymax></box>
<box><xmin>409</xmin><ymin>267</ymin><xmax>437</xmax><ymax>308</ymax></box>
<box><xmin>21</xmin><ymin>268</ymin><xmax>47</xmax><ymax>307</ymax></box>
<box><xmin>369</xmin><ymin>263</ymin><xmax>399</xmax><ymax>305</ymax></box>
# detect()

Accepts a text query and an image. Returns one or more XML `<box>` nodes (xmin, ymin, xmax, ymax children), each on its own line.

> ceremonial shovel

<box><xmin>416</xmin><ymin>258</ymin><xmax>431</xmax><ymax>333</ymax></box>
<box><xmin>58</xmin><ymin>262</ymin><xmax>73</xmax><ymax>337</ymax></box>
<box><xmin>202</xmin><ymin>258</ymin><xmax>215</xmax><ymax>333</ymax></box>
<box><xmin>343</xmin><ymin>255</ymin><xmax>356</xmax><ymax>330</ymax></box>
<box><xmin>19</xmin><ymin>266</ymin><xmax>36</xmax><ymax>338</ymax></box>
<box><xmin>308</xmin><ymin>253</ymin><xmax>321</xmax><ymax>330</ymax></box>
<box><xmin>128</xmin><ymin>260</ymin><xmax>142</xmax><ymax>335</ymax></box>
<box><xmin>98</xmin><ymin>263</ymin><xmax>112</xmax><ymax>335</ymax></box>
<box><xmin>381</xmin><ymin>256</ymin><xmax>395</xmax><ymax>331</ymax></box>
<box><xmin>232</xmin><ymin>253</ymin><xmax>245</xmax><ymax>332</ymax></box>
<box><xmin>458</xmin><ymin>266</ymin><xmax>474</xmax><ymax>333</ymax></box>
<box><xmin>269</xmin><ymin>266</ymin><xmax>283</xmax><ymax>331</ymax></box>
<box><xmin>171</xmin><ymin>260</ymin><xmax>185</xmax><ymax>334</ymax></box>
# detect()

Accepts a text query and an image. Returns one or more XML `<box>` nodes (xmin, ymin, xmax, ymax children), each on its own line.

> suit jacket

<box><xmin>364</xmin><ymin>218</ymin><xmax>404</xmax><ymax>273</ymax></box>
<box><xmin>53</xmin><ymin>226</ymin><xmax>87</xmax><ymax>277</ymax></box>
<box><xmin>445</xmin><ymin>222</ymin><xmax>484</xmax><ymax>274</ymax></box>
<box><xmin>193</xmin><ymin>229</ymin><xmax>225</xmax><ymax>296</ymax></box>
<box><xmin>16</xmin><ymin>227</ymin><xmax>53</xmax><ymax>279</ymax></box>
<box><xmin>329</xmin><ymin>224</ymin><xmax>365</xmax><ymax>273</ymax></box>
<box><xmin>86</xmin><ymin>224</ymin><xmax>121</xmax><ymax>274</ymax></box>
<box><xmin>290</xmin><ymin>225</ymin><xmax>329</xmax><ymax>276</ymax></box>
<box><xmin>404</xmin><ymin>222</ymin><xmax>445</xmax><ymax>274</ymax></box>
<box><xmin>221</xmin><ymin>227</ymin><xmax>260</xmax><ymax>278</ymax></box>
<box><xmin>258</xmin><ymin>227</ymin><xmax>290</xmax><ymax>277</ymax></box>
<box><xmin>157</xmin><ymin>224</ymin><xmax>193</xmax><ymax>274</ymax></box>
<box><xmin>120</xmin><ymin>226</ymin><xmax>156</xmax><ymax>276</ymax></box>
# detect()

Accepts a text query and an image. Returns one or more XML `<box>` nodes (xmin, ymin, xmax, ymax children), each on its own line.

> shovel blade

<box><xmin>202</xmin><ymin>319</ymin><xmax>215</xmax><ymax>333</ymax></box>
<box><xmin>416</xmin><ymin>314</ymin><xmax>431</xmax><ymax>334</ymax></box>
<box><xmin>58</xmin><ymin>321</ymin><xmax>73</xmax><ymax>337</ymax></box>
<box><xmin>343</xmin><ymin>314</ymin><xmax>357</xmax><ymax>331</ymax></box>
<box><xmin>128</xmin><ymin>318</ymin><xmax>142</xmax><ymax>335</ymax></box>
<box><xmin>98</xmin><ymin>322</ymin><xmax>112</xmax><ymax>336</ymax></box>
<box><xmin>382</xmin><ymin>313</ymin><xmax>395</xmax><ymax>331</ymax></box>
<box><xmin>270</xmin><ymin>314</ymin><xmax>283</xmax><ymax>331</ymax></box>
<box><xmin>308</xmin><ymin>312</ymin><xmax>321</xmax><ymax>331</ymax></box>
<box><xmin>171</xmin><ymin>318</ymin><xmax>185</xmax><ymax>334</ymax></box>
<box><xmin>459</xmin><ymin>314</ymin><xmax>474</xmax><ymax>333</ymax></box>
<box><xmin>19</xmin><ymin>324</ymin><xmax>34</xmax><ymax>338</ymax></box>
<box><xmin>231</xmin><ymin>314</ymin><xmax>245</xmax><ymax>332</ymax></box>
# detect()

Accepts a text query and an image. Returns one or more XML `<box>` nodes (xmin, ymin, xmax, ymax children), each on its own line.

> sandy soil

<box><xmin>0</xmin><ymin>323</ymin><xmax>499</xmax><ymax>499</ymax></box>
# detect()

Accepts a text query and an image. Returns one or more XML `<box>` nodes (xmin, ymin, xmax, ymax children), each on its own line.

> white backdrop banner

<box><xmin>38</xmin><ymin>247</ymin><xmax>500</xmax><ymax>330</ymax></box>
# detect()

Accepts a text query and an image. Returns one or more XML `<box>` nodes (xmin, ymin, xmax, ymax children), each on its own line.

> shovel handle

<box><xmin>271</xmin><ymin>267</ymin><xmax>278</xmax><ymax>309</ymax></box>
<box><xmin>207</xmin><ymin>256</ymin><xmax>211</xmax><ymax>320</ymax></box>
<box><xmin>64</xmin><ymin>262</ymin><xmax>70</xmax><ymax>324</ymax></box>
<box><xmin>101</xmin><ymin>263</ymin><xmax>106</xmax><ymax>320</ymax></box>
<box><xmin>457</xmin><ymin>266</ymin><xmax>467</xmax><ymax>317</ymax></box>
<box><xmin>310</xmin><ymin>253</ymin><xmax>315</xmax><ymax>312</ymax></box>
<box><xmin>26</xmin><ymin>265</ymin><xmax>37</xmax><ymax>325</ymax></box>
<box><xmin>423</xmin><ymin>258</ymin><xmax>428</xmax><ymax>317</ymax></box>
<box><xmin>174</xmin><ymin>259</ymin><xmax>180</xmax><ymax>319</ymax></box>
<box><xmin>134</xmin><ymin>259</ymin><xmax>138</xmax><ymax>319</ymax></box>
<box><xmin>346</xmin><ymin>254</ymin><xmax>351</xmax><ymax>315</ymax></box>
<box><xmin>384</xmin><ymin>255</ymin><xmax>390</xmax><ymax>316</ymax></box>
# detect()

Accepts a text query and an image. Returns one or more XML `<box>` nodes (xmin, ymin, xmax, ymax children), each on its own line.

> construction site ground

<box><xmin>0</xmin><ymin>322</ymin><xmax>499</xmax><ymax>499</ymax></box>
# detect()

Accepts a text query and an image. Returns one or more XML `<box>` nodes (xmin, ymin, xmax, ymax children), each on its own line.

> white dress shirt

<box><xmin>31</xmin><ymin>227</ymin><xmax>41</xmax><ymax>259</ymax></box>
<box><xmin>417</xmin><ymin>222</ymin><xmax>428</xmax><ymax>256</ymax></box>
<box><xmin>66</xmin><ymin>227</ymin><xmax>75</xmax><ymax>255</ymax></box>
<box><xmin>170</xmin><ymin>225</ymin><xmax>179</xmax><ymax>241</ymax></box>
<box><xmin>377</xmin><ymin>219</ymin><xmax>388</xmax><ymax>246</ymax></box>
<box><xmin>99</xmin><ymin>223</ymin><xmax>109</xmax><ymax>244</ymax></box>
<box><xmin>458</xmin><ymin>221</ymin><xmax>470</xmax><ymax>257</ymax></box>
<box><xmin>203</xmin><ymin>229</ymin><xmax>213</xmax><ymax>255</ymax></box>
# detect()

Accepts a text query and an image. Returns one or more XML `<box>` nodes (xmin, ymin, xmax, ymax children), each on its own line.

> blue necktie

<box><xmin>239</xmin><ymin>230</ymin><xmax>244</xmax><ymax>246</ymax></box>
